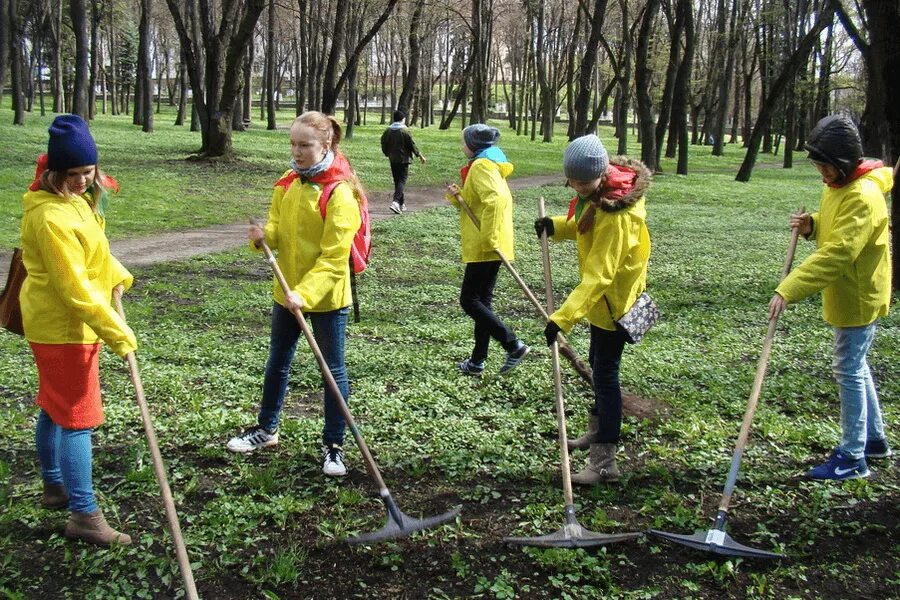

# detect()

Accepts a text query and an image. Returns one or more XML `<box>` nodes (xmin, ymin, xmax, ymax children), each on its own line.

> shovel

<box><xmin>648</xmin><ymin>208</ymin><xmax>804</xmax><ymax>560</ymax></box>
<box><xmin>113</xmin><ymin>292</ymin><xmax>199</xmax><ymax>600</ymax></box>
<box><xmin>504</xmin><ymin>197</ymin><xmax>641</xmax><ymax>549</ymax></box>
<box><xmin>251</xmin><ymin>229</ymin><xmax>460</xmax><ymax>544</ymax></box>
<box><xmin>447</xmin><ymin>185</ymin><xmax>593</xmax><ymax>384</ymax></box>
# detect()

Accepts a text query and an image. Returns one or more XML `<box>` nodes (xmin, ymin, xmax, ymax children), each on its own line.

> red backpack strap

<box><xmin>317</xmin><ymin>182</ymin><xmax>342</xmax><ymax>218</ymax></box>
<box><xmin>275</xmin><ymin>171</ymin><xmax>300</xmax><ymax>191</ymax></box>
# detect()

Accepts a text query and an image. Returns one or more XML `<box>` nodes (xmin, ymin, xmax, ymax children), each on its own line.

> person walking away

<box><xmin>769</xmin><ymin>114</ymin><xmax>893</xmax><ymax>481</ymax></box>
<box><xmin>447</xmin><ymin>123</ymin><xmax>529</xmax><ymax>376</ymax></box>
<box><xmin>535</xmin><ymin>134</ymin><xmax>652</xmax><ymax>484</ymax></box>
<box><xmin>20</xmin><ymin>114</ymin><xmax>136</xmax><ymax>545</ymax></box>
<box><xmin>227</xmin><ymin>111</ymin><xmax>364</xmax><ymax>478</ymax></box>
<box><xmin>381</xmin><ymin>109</ymin><xmax>426</xmax><ymax>214</ymax></box>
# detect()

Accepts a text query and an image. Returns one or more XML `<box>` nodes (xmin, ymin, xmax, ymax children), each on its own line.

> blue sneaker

<box><xmin>498</xmin><ymin>342</ymin><xmax>530</xmax><ymax>375</ymax></box>
<box><xmin>458</xmin><ymin>358</ymin><xmax>485</xmax><ymax>376</ymax></box>
<box><xmin>807</xmin><ymin>448</ymin><xmax>870</xmax><ymax>480</ymax></box>
<box><xmin>864</xmin><ymin>438</ymin><xmax>892</xmax><ymax>460</ymax></box>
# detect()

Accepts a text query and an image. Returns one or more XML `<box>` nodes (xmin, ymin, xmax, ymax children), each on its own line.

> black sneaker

<box><xmin>865</xmin><ymin>438</ymin><xmax>893</xmax><ymax>459</ymax></box>
<box><xmin>498</xmin><ymin>342</ymin><xmax>530</xmax><ymax>375</ymax></box>
<box><xmin>458</xmin><ymin>358</ymin><xmax>485</xmax><ymax>376</ymax></box>
<box><xmin>226</xmin><ymin>425</ymin><xmax>279</xmax><ymax>453</ymax></box>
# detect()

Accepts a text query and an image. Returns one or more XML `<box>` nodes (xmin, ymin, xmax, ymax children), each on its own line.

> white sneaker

<box><xmin>390</xmin><ymin>201</ymin><xmax>402</xmax><ymax>214</ymax></box>
<box><xmin>322</xmin><ymin>444</ymin><xmax>348</xmax><ymax>477</ymax></box>
<box><xmin>226</xmin><ymin>425</ymin><xmax>278</xmax><ymax>453</ymax></box>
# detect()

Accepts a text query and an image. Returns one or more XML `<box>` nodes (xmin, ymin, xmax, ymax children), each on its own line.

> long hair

<box><xmin>39</xmin><ymin>166</ymin><xmax>110</xmax><ymax>213</ymax></box>
<box><xmin>293</xmin><ymin>111</ymin><xmax>366</xmax><ymax>200</ymax></box>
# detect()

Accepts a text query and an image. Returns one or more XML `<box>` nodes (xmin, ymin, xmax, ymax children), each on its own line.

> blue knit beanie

<box><xmin>563</xmin><ymin>134</ymin><xmax>609</xmax><ymax>181</ymax></box>
<box><xmin>47</xmin><ymin>114</ymin><xmax>98</xmax><ymax>172</ymax></box>
<box><xmin>463</xmin><ymin>123</ymin><xmax>500</xmax><ymax>153</ymax></box>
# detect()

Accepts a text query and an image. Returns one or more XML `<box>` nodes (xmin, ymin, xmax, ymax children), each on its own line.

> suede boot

<box><xmin>65</xmin><ymin>510</ymin><xmax>132</xmax><ymax>546</ymax></box>
<box><xmin>567</xmin><ymin>414</ymin><xmax>600</xmax><ymax>451</ymax></box>
<box><xmin>571</xmin><ymin>443</ymin><xmax>619</xmax><ymax>484</ymax></box>
<box><xmin>41</xmin><ymin>483</ymin><xmax>69</xmax><ymax>510</ymax></box>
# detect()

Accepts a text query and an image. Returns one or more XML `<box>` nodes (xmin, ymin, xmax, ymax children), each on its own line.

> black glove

<box><xmin>544</xmin><ymin>320</ymin><xmax>562</xmax><ymax>346</ymax></box>
<box><xmin>534</xmin><ymin>217</ymin><xmax>554</xmax><ymax>239</ymax></box>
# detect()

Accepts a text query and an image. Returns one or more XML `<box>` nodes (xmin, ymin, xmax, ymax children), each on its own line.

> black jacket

<box><xmin>381</xmin><ymin>126</ymin><xmax>422</xmax><ymax>164</ymax></box>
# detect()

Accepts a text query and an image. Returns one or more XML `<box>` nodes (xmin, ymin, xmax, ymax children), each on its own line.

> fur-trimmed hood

<box><xmin>590</xmin><ymin>156</ymin><xmax>652</xmax><ymax>212</ymax></box>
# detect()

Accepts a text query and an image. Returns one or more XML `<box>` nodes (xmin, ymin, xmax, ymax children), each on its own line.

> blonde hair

<box><xmin>292</xmin><ymin>111</ymin><xmax>366</xmax><ymax>200</ymax></box>
<box><xmin>39</xmin><ymin>165</ymin><xmax>107</xmax><ymax>213</ymax></box>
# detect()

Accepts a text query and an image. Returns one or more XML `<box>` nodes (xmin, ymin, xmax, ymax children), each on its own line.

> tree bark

<box><xmin>635</xmin><ymin>0</ymin><xmax>660</xmax><ymax>170</ymax></box>
<box><xmin>736</xmin><ymin>3</ymin><xmax>835</xmax><ymax>182</ymax></box>
<box><xmin>138</xmin><ymin>0</ymin><xmax>154</xmax><ymax>132</ymax></box>
<box><xmin>8</xmin><ymin>0</ymin><xmax>24</xmax><ymax>124</ymax></box>
<box><xmin>265</xmin><ymin>0</ymin><xmax>276</xmax><ymax>129</ymax></box>
<box><xmin>70</xmin><ymin>0</ymin><xmax>90</xmax><ymax>119</ymax></box>
<box><xmin>397</xmin><ymin>0</ymin><xmax>424</xmax><ymax>112</ymax></box>
<box><xmin>671</xmin><ymin>0</ymin><xmax>694</xmax><ymax>174</ymax></box>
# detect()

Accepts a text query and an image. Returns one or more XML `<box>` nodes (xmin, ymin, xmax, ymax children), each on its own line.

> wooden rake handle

<box><xmin>447</xmin><ymin>187</ymin><xmax>594</xmax><ymax>384</ymax></box>
<box><xmin>113</xmin><ymin>292</ymin><xmax>199</xmax><ymax>600</ymax></box>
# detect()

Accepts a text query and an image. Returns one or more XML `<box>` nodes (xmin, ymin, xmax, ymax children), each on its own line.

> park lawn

<box><xmin>0</xmin><ymin>152</ymin><xmax>896</xmax><ymax>599</ymax></box>
<box><xmin>2</xmin><ymin>102</ymin><xmax>781</xmax><ymax>248</ymax></box>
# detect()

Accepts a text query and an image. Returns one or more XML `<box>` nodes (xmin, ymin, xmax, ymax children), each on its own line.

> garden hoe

<box><xmin>252</xmin><ymin>227</ymin><xmax>461</xmax><ymax>544</ymax></box>
<box><xmin>503</xmin><ymin>198</ymin><xmax>641</xmax><ymax>549</ymax></box>
<box><xmin>447</xmin><ymin>185</ymin><xmax>593</xmax><ymax>385</ymax></box>
<box><xmin>113</xmin><ymin>293</ymin><xmax>199</xmax><ymax>600</ymax></box>
<box><xmin>648</xmin><ymin>209</ymin><xmax>805</xmax><ymax>560</ymax></box>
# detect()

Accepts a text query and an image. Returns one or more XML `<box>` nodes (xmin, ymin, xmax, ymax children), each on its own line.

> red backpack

<box><xmin>317</xmin><ymin>181</ymin><xmax>371</xmax><ymax>274</ymax></box>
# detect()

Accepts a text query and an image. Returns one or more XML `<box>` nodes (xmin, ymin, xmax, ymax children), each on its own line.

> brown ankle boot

<box><xmin>571</xmin><ymin>443</ymin><xmax>620</xmax><ymax>485</ymax></box>
<box><xmin>567</xmin><ymin>414</ymin><xmax>600</xmax><ymax>451</ymax></box>
<box><xmin>41</xmin><ymin>483</ymin><xmax>69</xmax><ymax>509</ymax></box>
<box><xmin>65</xmin><ymin>510</ymin><xmax>132</xmax><ymax>546</ymax></box>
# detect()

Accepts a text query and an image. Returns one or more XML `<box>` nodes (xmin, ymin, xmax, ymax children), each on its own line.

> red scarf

<box><xmin>827</xmin><ymin>159</ymin><xmax>883</xmax><ymax>188</ymax></box>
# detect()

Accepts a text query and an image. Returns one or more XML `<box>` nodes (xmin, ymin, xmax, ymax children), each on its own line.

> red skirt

<box><xmin>30</xmin><ymin>342</ymin><xmax>104</xmax><ymax>429</ymax></box>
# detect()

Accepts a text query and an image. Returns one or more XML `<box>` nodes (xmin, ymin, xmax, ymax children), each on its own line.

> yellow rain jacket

<box><xmin>549</xmin><ymin>157</ymin><xmax>652</xmax><ymax>332</ymax></box>
<box><xmin>19</xmin><ymin>189</ymin><xmax>136</xmax><ymax>357</ymax></box>
<box><xmin>777</xmin><ymin>164</ymin><xmax>893</xmax><ymax>327</ymax></box>
<box><xmin>260</xmin><ymin>167</ymin><xmax>361</xmax><ymax>312</ymax></box>
<box><xmin>448</xmin><ymin>153</ymin><xmax>515</xmax><ymax>263</ymax></box>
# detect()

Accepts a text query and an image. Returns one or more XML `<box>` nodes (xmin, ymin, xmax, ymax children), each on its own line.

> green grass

<box><xmin>0</xmin><ymin>116</ymin><xmax>896</xmax><ymax>599</ymax></box>
<box><xmin>0</xmin><ymin>103</ymin><xmax>586</xmax><ymax>248</ymax></box>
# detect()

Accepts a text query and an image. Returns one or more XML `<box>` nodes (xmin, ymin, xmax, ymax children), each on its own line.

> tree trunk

<box><xmin>670</xmin><ymin>0</ymin><xmax>694</xmax><ymax>174</ymax></box>
<box><xmin>8</xmin><ymin>0</ymin><xmax>24</xmax><ymax>124</ymax></box>
<box><xmin>635</xmin><ymin>0</ymin><xmax>660</xmax><ymax>170</ymax></box>
<box><xmin>70</xmin><ymin>0</ymin><xmax>90</xmax><ymax>119</ymax></box>
<box><xmin>0</xmin><ymin>0</ymin><xmax>8</xmax><ymax>108</ymax></box>
<box><xmin>397</xmin><ymin>0</ymin><xmax>424</xmax><ymax>112</ymax></box>
<box><xmin>265</xmin><ymin>0</ymin><xmax>276</xmax><ymax>129</ymax></box>
<box><xmin>615</xmin><ymin>0</ymin><xmax>631</xmax><ymax>155</ymax></box>
<box><xmin>138</xmin><ymin>0</ymin><xmax>153</xmax><ymax>132</ymax></box>
<box><xmin>736</xmin><ymin>3</ymin><xmax>835</xmax><ymax>182</ymax></box>
<box><xmin>89</xmin><ymin>2</ymin><xmax>102</xmax><ymax>119</ymax></box>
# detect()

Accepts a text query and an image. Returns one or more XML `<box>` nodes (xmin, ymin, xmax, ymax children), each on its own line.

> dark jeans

<box><xmin>258</xmin><ymin>303</ymin><xmax>350</xmax><ymax>446</ymax></box>
<box><xmin>589</xmin><ymin>324</ymin><xmax>628</xmax><ymax>444</ymax></box>
<box><xmin>390</xmin><ymin>161</ymin><xmax>410</xmax><ymax>206</ymax></box>
<box><xmin>460</xmin><ymin>261</ymin><xmax>518</xmax><ymax>363</ymax></box>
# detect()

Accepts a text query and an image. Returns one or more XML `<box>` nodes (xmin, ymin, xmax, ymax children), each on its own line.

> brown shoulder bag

<box><xmin>0</xmin><ymin>248</ymin><xmax>26</xmax><ymax>336</ymax></box>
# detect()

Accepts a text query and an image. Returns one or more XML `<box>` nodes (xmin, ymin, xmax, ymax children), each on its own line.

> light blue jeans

<box><xmin>833</xmin><ymin>323</ymin><xmax>886</xmax><ymax>459</ymax></box>
<box><xmin>35</xmin><ymin>410</ymin><xmax>97</xmax><ymax>513</ymax></box>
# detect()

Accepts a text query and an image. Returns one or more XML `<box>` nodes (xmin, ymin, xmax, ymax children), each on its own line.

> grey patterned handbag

<box><xmin>611</xmin><ymin>292</ymin><xmax>659</xmax><ymax>344</ymax></box>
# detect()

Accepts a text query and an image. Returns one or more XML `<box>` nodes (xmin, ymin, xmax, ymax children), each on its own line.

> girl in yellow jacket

<box><xmin>447</xmin><ymin>124</ymin><xmax>529</xmax><ymax>376</ymax></box>
<box><xmin>20</xmin><ymin>114</ymin><xmax>135</xmax><ymax>546</ymax></box>
<box><xmin>227</xmin><ymin>112</ymin><xmax>362</xmax><ymax>479</ymax></box>
<box><xmin>535</xmin><ymin>134</ymin><xmax>652</xmax><ymax>485</ymax></box>
<box><xmin>769</xmin><ymin>115</ymin><xmax>893</xmax><ymax>481</ymax></box>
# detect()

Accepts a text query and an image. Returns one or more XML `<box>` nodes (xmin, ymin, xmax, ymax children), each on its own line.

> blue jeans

<box><xmin>258</xmin><ymin>303</ymin><xmax>350</xmax><ymax>446</ymax></box>
<box><xmin>589</xmin><ymin>325</ymin><xmax>629</xmax><ymax>444</ymax></box>
<box><xmin>833</xmin><ymin>323</ymin><xmax>886</xmax><ymax>459</ymax></box>
<box><xmin>35</xmin><ymin>410</ymin><xmax>97</xmax><ymax>513</ymax></box>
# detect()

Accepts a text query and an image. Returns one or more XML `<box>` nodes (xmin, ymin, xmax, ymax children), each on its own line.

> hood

<box><xmin>23</xmin><ymin>189</ymin><xmax>67</xmax><ymax>213</ymax></box>
<box><xmin>275</xmin><ymin>152</ymin><xmax>355</xmax><ymax>190</ymax></box>
<box><xmin>389</xmin><ymin>121</ymin><xmax>407</xmax><ymax>130</ymax></box>
<box><xmin>590</xmin><ymin>156</ymin><xmax>651</xmax><ymax>212</ymax></box>
<box><xmin>848</xmin><ymin>164</ymin><xmax>894</xmax><ymax>194</ymax></box>
<box><xmin>805</xmin><ymin>115</ymin><xmax>863</xmax><ymax>182</ymax></box>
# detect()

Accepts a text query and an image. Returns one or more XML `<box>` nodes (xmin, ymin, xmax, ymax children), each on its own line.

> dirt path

<box><xmin>1</xmin><ymin>175</ymin><xmax>562</xmax><ymax>280</ymax></box>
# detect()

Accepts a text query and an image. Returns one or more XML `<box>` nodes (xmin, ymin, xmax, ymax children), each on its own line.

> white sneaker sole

<box><xmin>323</xmin><ymin>466</ymin><xmax>348</xmax><ymax>477</ymax></box>
<box><xmin>226</xmin><ymin>438</ymin><xmax>279</xmax><ymax>453</ymax></box>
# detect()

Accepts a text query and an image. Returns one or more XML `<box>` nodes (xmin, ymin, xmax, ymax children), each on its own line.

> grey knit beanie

<box><xmin>563</xmin><ymin>134</ymin><xmax>609</xmax><ymax>181</ymax></box>
<box><xmin>463</xmin><ymin>123</ymin><xmax>500</xmax><ymax>152</ymax></box>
